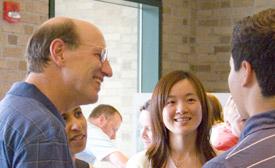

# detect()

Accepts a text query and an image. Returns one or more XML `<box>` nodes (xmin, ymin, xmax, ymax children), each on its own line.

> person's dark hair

<box><xmin>231</xmin><ymin>8</ymin><xmax>275</xmax><ymax>97</ymax></box>
<box><xmin>139</xmin><ymin>99</ymin><xmax>151</xmax><ymax>112</ymax></box>
<box><xmin>26</xmin><ymin>18</ymin><xmax>80</xmax><ymax>73</ymax></box>
<box><xmin>89</xmin><ymin>104</ymin><xmax>122</xmax><ymax>121</ymax></box>
<box><xmin>147</xmin><ymin>70</ymin><xmax>216</xmax><ymax>168</ymax></box>
<box><xmin>207</xmin><ymin>93</ymin><xmax>224</xmax><ymax>126</ymax></box>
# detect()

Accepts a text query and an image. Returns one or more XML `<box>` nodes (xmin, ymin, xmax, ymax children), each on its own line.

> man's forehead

<box><xmin>77</xmin><ymin>21</ymin><xmax>106</xmax><ymax>47</ymax></box>
<box><xmin>80</xmin><ymin>38</ymin><xmax>106</xmax><ymax>49</ymax></box>
<box><xmin>112</xmin><ymin>114</ymin><xmax>122</xmax><ymax>125</ymax></box>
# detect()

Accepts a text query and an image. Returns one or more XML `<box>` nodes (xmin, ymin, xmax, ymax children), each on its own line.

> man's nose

<box><xmin>102</xmin><ymin>60</ymin><xmax>113</xmax><ymax>77</ymax></box>
<box><xmin>110</xmin><ymin>133</ymin><xmax>116</xmax><ymax>140</ymax></box>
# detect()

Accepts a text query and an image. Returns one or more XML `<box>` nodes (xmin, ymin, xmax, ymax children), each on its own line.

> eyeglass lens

<box><xmin>101</xmin><ymin>48</ymin><xmax>108</xmax><ymax>62</ymax></box>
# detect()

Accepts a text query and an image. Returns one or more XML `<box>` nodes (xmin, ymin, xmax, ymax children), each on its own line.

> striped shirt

<box><xmin>0</xmin><ymin>82</ymin><xmax>74</xmax><ymax>168</ymax></box>
<box><xmin>203</xmin><ymin>110</ymin><xmax>275</xmax><ymax>168</ymax></box>
<box><xmin>76</xmin><ymin>123</ymin><xmax>118</xmax><ymax>163</ymax></box>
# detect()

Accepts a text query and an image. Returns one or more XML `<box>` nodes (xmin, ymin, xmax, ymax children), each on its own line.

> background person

<box><xmin>126</xmin><ymin>99</ymin><xmax>152</xmax><ymax>168</ymax></box>
<box><xmin>0</xmin><ymin>17</ymin><xmax>112</xmax><ymax>168</ymax></box>
<box><xmin>138</xmin><ymin>99</ymin><xmax>153</xmax><ymax>149</ymax></box>
<box><xmin>77</xmin><ymin>104</ymin><xmax>128</xmax><ymax>168</ymax></box>
<box><xmin>207</xmin><ymin>93</ymin><xmax>224</xmax><ymax>126</ymax></box>
<box><xmin>223</xmin><ymin>95</ymin><xmax>246</xmax><ymax>138</ymax></box>
<box><xmin>62</xmin><ymin>106</ymin><xmax>90</xmax><ymax>168</ymax></box>
<box><xmin>203</xmin><ymin>8</ymin><xmax>275</xmax><ymax>168</ymax></box>
<box><xmin>210</xmin><ymin>95</ymin><xmax>245</xmax><ymax>153</ymax></box>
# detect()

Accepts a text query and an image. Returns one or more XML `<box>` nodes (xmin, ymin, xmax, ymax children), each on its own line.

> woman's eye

<box><xmin>166</xmin><ymin>100</ymin><xmax>175</xmax><ymax>105</ymax></box>
<box><xmin>146</xmin><ymin>127</ymin><xmax>152</xmax><ymax>132</ymax></box>
<box><xmin>62</xmin><ymin>115</ymin><xmax>67</xmax><ymax>121</ymax></box>
<box><xmin>75</xmin><ymin>111</ymin><xmax>83</xmax><ymax>118</ymax></box>
<box><xmin>187</xmin><ymin>98</ymin><xmax>196</xmax><ymax>103</ymax></box>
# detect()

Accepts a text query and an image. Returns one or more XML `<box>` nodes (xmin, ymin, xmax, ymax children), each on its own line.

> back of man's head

<box><xmin>89</xmin><ymin>104</ymin><xmax>122</xmax><ymax>139</ymax></box>
<box><xmin>89</xmin><ymin>104</ymin><xmax>122</xmax><ymax>121</ymax></box>
<box><xmin>231</xmin><ymin>8</ymin><xmax>275</xmax><ymax>97</ymax></box>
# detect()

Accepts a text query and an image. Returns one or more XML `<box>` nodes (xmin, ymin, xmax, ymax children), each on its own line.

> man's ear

<box><xmin>49</xmin><ymin>39</ymin><xmax>66</xmax><ymax>66</ymax></box>
<box><xmin>240</xmin><ymin>60</ymin><xmax>253</xmax><ymax>87</ymax></box>
<box><xmin>98</xmin><ymin>115</ymin><xmax>107</xmax><ymax>127</ymax></box>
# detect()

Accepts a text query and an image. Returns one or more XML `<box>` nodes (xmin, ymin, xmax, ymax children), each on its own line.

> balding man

<box><xmin>77</xmin><ymin>104</ymin><xmax>128</xmax><ymax>168</ymax></box>
<box><xmin>0</xmin><ymin>17</ymin><xmax>112</xmax><ymax>168</ymax></box>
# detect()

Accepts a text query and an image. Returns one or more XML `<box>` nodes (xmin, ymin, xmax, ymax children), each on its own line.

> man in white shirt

<box><xmin>77</xmin><ymin>104</ymin><xmax>128</xmax><ymax>168</ymax></box>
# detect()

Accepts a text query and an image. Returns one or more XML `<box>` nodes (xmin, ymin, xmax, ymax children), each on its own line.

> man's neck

<box><xmin>25</xmin><ymin>72</ymin><xmax>75</xmax><ymax>114</ymax></box>
<box><xmin>248</xmin><ymin>95</ymin><xmax>275</xmax><ymax>117</ymax></box>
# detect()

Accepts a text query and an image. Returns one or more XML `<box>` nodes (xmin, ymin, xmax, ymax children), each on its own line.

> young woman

<box><xmin>128</xmin><ymin>70</ymin><xmax>216</xmax><ymax>168</ymax></box>
<box><xmin>62</xmin><ymin>106</ymin><xmax>90</xmax><ymax>168</ymax></box>
<box><xmin>139</xmin><ymin>99</ymin><xmax>153</xmax><ymax>149</ymax></box>
<box><xmin>207</xmin><ymin>93</ymin><xmax>224</xmax><ymax>126</ymax></box>
<box><xmin>126</xmin><ymin>100</ymin><xmax>152</xmax><ymax>167</ymax></box>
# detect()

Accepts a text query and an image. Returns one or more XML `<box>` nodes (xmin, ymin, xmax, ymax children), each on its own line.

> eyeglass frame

<box><xmin>99</xmin><ymin>47</ymin><xmax>108</xmax><ymax>63</ymax></box>
<box><xmin>81</xmin><ymin>44</ymin><xmax>108</xmax><ymax>63</ymax></box>
<box><xmin>64</xmin><ymin>41</ymin><xmax>109</xmax><ymax>63</ymax></box>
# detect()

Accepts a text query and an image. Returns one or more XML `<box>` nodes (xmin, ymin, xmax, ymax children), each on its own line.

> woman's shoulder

<box><xmin>126</xmin><ymin>150</ymin><xmax>150</xmax><ymax>168</ymax></box>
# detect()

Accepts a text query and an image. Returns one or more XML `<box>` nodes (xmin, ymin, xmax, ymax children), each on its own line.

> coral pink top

<box><xmin>211</xmin><ymin>123</ymin><xmax>239</xmax><ymax>151</ymax></box>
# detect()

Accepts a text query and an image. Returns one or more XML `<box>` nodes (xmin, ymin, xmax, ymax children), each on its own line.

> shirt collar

<box><xmin>7</xmin><ymin>82</ymin><xmax>65</xmax><ymax>126</ymax></box>
<box><xmin>240</xmin><ymin>110</ymin><xmax>275</xmax><ymax>139</ymax></box>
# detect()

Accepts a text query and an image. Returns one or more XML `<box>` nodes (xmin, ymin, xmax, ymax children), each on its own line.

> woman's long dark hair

<box><xmin>146</xmin><ymin>70</ymin><xmax>216</xmax><ymax>167</ymax></box>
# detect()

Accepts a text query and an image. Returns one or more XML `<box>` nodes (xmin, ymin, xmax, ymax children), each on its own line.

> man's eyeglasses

<box><xmin>99</xmin><ymin>48</ymin><xmax>108</xmax><ymax>63</ymax></box>
<box><xmin>77</xmin><ymin>43</ymin><xmax>108</xmax><ymax>63</ymax></box>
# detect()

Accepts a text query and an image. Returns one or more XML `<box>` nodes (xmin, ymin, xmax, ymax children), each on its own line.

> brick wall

<box><xmin>162</xmin><ymin>0</ymin><xmax>275</xmax><ymax>92</ymax></box>
<box><xmin>0</xmin><ymin>0</ymin><xmax>48</xmax><ymax>99</ymax></box>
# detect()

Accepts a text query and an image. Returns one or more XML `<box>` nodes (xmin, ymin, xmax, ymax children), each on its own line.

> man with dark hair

<box><xmin>0</xmin><ymin>17</ymin><xmax>112</xmax><ymax>168</ymax></box>
<box><xmin>203</xmin><ymin>8</ymin><xmax>275</xmax><ymax>168</ymax></box>
<box><xmin>77</xmin><ymin>104</ymin><xmax>128</xmax><ymax>168</ymax></box>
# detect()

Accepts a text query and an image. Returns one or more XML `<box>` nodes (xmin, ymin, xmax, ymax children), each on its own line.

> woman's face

<box><xmin>62</xmin><ymin>107</ymin><xmax>87</xmax><ymax>155</ymax></box>
<box><xmin>162</xmin><ymin>79</ymin><xmax>202</xmax><ymax>136</ymax></box>
<box><xmin>139</xmin><ymin>110</ymin><xmax>153</xmax><ymax>148</ymax></box>
<box><xmin>231</xmin><ymin>117</ymin><xmax>246</xmax><ymax>137</ymax></box>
